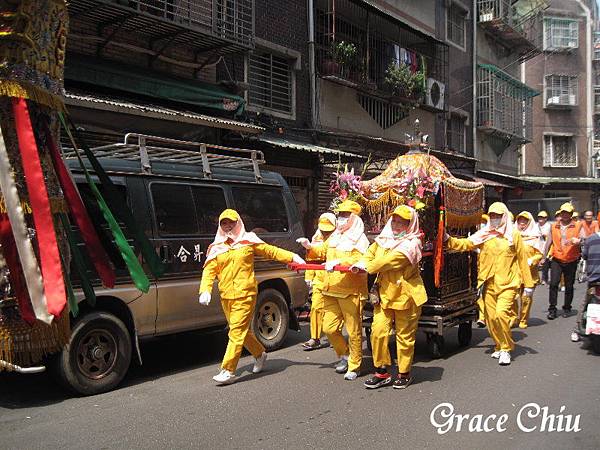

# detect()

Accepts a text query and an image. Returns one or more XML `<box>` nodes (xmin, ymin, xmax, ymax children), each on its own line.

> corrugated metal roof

<box><xmin>520</xmin><ymin>176</ymin><xmax>600</xmax><ymax>185</ymax></box>
<box><xmin>258</xmin><ymin>137</ymin><xmax>366</xmax><ymax>159</ymax></box>
<box><xmin>64</xmin><ymin>92</ymin><xmax>265</xmax><ymax>134</ymax></box>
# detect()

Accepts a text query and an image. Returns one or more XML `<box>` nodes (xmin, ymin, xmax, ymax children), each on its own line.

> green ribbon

<box><xmin>59</xmin><ymin>246</ymin><xmax>79</xmax><ymax>318</ymax></box>
<box><xmin>60</xmin><ymin>113</ymin><xmax>164</xmax><ymax>278</ymax></box>
<box><xmin>59</xmin><ymin>213</ymin><xmax>97</xmax><ymax>307</ymax></box>
<box><xmin>59</xmin><ymin>114</ymin><xmax>151</xmax><ymax>293</ymax></box>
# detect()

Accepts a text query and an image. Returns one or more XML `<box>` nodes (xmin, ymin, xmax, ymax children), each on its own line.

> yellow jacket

<box><xmin>361</xmin><ymin>242</ymin><xmax>427</xmax><ymax>310</ymax></box>
<box><xmin>447</xmin><ymin>230</ymin><xmax>534</xmax><ymax>291</ymax></box>
<box><xmin>199</xmin><ymin>244</ymin><xmax>294</xmax><ymax>299</ymax></box>
<box><xmin>305</xmin><ymin>237</ymin><xmax>331</xmax><ymax>291</ymax></box>
<box><xmin>308</xmin><ymin>243</ymin><xmax>368</xmax><ymax>297</ymax></box>
<box><xmin>523</xmin><ymin>244</ymin><xmax>543</xmax><ymax>286</ymax></box>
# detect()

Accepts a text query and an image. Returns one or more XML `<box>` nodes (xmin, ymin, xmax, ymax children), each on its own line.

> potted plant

<box><xmin>331</xmin><ymin>41</ymin><xmax>357</xmax><ymax>79</ymax></box>
<box><xmin>384</xmin><ymin>62</ymin><xmax>425</xmax><ymax>102</ymax></box>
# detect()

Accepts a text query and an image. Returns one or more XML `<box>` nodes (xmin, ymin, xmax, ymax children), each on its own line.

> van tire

<box><xmin>253</xmin><ymin>288</ymin><xmax>289</xmax><ymax>351</ymax></box>
<box><xmin>51</xmin><ymin>311</ymin><xmax>132</xmax><ymax>396</ymax></box>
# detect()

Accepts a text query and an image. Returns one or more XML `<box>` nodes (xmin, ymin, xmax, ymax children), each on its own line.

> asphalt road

<box><xmin>1</xmin><ymin>284</ymin><xmax>599</xmax><ymax>450</ymax></box>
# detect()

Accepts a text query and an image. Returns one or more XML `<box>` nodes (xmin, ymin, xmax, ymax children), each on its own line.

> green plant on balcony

<box><xmin>384</xmin><ymin>62</ymin><xmax>425</xmax><ymax>101</ymax></box>
<box><xmin>331</xmin><ymin>41</ymin><xmax>358</xmax><ymax>79</ymax></box>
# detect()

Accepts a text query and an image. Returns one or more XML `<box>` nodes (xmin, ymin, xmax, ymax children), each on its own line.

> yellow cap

<box><xmin>318</xmin><ymin>214</ymin><xmax>336</xmax><ymax>232</ymax></box>
<box><xmin>573</xmin><ymin>211</ymin><xmax>579</xmax><ymax>218</ymax></box>
<box><xmin>555</xmin><ymin>210</ymin><xmax>561</xmax><ymax>217</ymax></box>
<box><xmin>392</xmin><ymin>205</ymin><xmax>413</xmax><ymax>220</ymax></box>
<box><xmin>335</xmin><ymin>200</ymin><xmax>362</xmax><ymax>215</ymax></box>
<box><xmin>516</xmin><ymin>211</ymin><xmax>530</xmax><ymax>221</ymax></box>
<box><xmin>219</xmin><ymin>209</ymin><xmax>240</xmax><ymax>222</ymax></box>
<box><xmin>537</xmin><ymin>210</ymin><xmax>548</xmax><ymax>218</ymax></box>
<box><xmin>480</xmin><ymin>213</ymin><xmax>489</xmax><ymax>224</ymax></box>
<box><xmin>559</xmin><ymin>202</ymin><xmax>574</xmax><ymax>214</ymax></box>
<box><xmin>488</xmin><ymin>202</ymin><xmax>507</xmax><ymax>215</ymax></box>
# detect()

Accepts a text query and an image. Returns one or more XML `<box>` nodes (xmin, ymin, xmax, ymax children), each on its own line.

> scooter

<box><xmin>575</xmin><ymin>281</ymin><xmax>600</xmax><ymax>354</ymax></box>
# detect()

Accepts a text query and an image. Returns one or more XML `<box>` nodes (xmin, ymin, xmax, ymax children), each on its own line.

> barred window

<box><xmin>447</xmin><ymin>115</ymin><xmax>466</xmax><ymax>153</ymax></box>
<box><xmin>447</xmin><ymin>3</ymin><xmax>467</xmax><ymax>49</ymax></box>
<box><xmin>545</xmin><ymin>75</ymin><xmax>578</xmax><ymax>106</ymax></box>
<box><xmin>543</xmin><ymin>135</ymin><xmax>577</xmax><ymax>168</ymax></box>
<box><xmin>247</xmin><ymin>50</ymin><xmax>293</xmax><ymax>115</ymax></box>
<box><xmin>544</xmin><ymin>18</ymin><xmax>578</xmax><ymax>50</ymax></box>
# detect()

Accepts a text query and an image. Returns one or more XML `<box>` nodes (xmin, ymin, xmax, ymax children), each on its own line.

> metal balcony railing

<box><xmin>476</xmin><ymin>64</ymin><xmax>538</xmax><ymax>143</ymax></box>
<box><xmin>477</xmin><ymin>0</ymin><xmax>547</xmax><ymax>62</ymax></box>
<box><xmin>595</xmin><ymin>86</ymin><xmax>600</xmax><ymax>114</ymax></box>
<box><xmin>68</xmin><ymin>0</ymin><xmax>254</xmax><ymax>54</ymax></box>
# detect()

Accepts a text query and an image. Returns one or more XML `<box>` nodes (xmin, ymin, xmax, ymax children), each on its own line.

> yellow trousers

<box><xmin>371</xmin><ymin>300</ymin><xmax>421</xmax><ymax>374</ymax></box>
<box><xmin>310</xmin><ymin>306</ymin><xmax>325</xmax><ymax>340</ymax></box>
<box><xmin>220</xmin><ymin>296</ymin><xmax>265</xmax><ymax>372</ymax></box>
<box><xmin>517</xmin><ymin>287</ymin><xmax>534</xmax><ymax>328</ymax></box>
<box><xmin>483</xmin><ymin>284</ymin><xmax>517</xmax><ymax>352</ymax></box>
<box><xmin>477</xmin><ymin>296</ymin><xmax>485</xmax><ymax>322</ymax></box>
<box><xmin>322</xmin><ymin>293</ymin><xmax>362</xmax><ymax>372</ymax></box>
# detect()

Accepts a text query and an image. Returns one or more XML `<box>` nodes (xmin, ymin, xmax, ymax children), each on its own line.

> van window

<box><xmin>151</xmin><ymin>183</ymin><xmax>199</xmax><ymax>236</ymax></box>
<box><xmin>192</xmin><ymin>186</ymin><xmax>227</xmax><ymax>235</ymax></box>
<box><xmin>232</xmin><ymin>187</ymin><xmax>289</xmax><ymax>233</ymax></box>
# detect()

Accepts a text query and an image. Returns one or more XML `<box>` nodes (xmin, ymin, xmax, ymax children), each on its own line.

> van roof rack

<box><xmin>63</xmin><ymin>133</ymin><xmax>265</xmax><ymax>182</ymax></box>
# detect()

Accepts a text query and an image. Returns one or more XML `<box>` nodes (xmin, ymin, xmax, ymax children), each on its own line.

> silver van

<box><xmin>51</xmin><ymin>134</ymin><xmax>308</xmax><ymax>395</ymax></box>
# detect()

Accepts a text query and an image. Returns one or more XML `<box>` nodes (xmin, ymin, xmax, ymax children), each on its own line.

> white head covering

<box><xmin>327</xmin><ymin>213</ymin><xmax>370</xmax><ymax>253</ymax></box>
<box><xmin>374</xmin><ymin>206</ymin><xmax>422</xmax><ymax>265</ymax></box>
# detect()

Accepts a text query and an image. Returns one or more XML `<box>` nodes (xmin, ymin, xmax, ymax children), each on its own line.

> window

<box><xmin>151</xmin><ymin>183</ymin><xmax>199</xmax><ymax>236</ymax></box>
<box><xmin>191</xmin><ymin>186</ymin><xmax>227</xmax><ymax>235</ymax></box>
<box><xmin>247</xmin><ymin>50</ymin><xmax>294</xmax><ymax>116</ymax></box>
<box><xmin>232</xmin><ymin>187</ymin><xmax>289</xmax><ymax>233</ymax></box>
<box><xmin>447</xmin><ymin>115</ymin><xmax>466</xmax><ymax>153</ymax></box>
<box><xmin>544</xmin><ymin>18</ymin><xmax>578</xmax><ymax>50</ymax></box>
<box><xmin>543</xmin><ymin>135</ymin><xmax>577</xmax><ymax>168</ymax></box>
<box><xmin>545</xmin><ymin>75</ymin><xmax>577</xmax><ymax>107</ymax></box>
<box><xmin>447</xmin><ymin>3</ymin><xmax>467</xmax><ymax>50</ymax></box>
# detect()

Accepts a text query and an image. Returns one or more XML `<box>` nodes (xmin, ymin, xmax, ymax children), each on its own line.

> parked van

<box><xmin>51</xmin><ymin>134</ymin><xmax>308</xmax><ymax>395</ymax></box>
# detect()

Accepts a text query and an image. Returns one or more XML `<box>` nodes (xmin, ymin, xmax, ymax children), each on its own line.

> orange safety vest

<box><xmin>551</xmin><ymin>221</ymin><xmax>582</xmax><ymax>263</ymax></box>
<box><xmin>580</xmin><ymin>220</ymin><xmax>599</xmax><ymax>237</ymax></box>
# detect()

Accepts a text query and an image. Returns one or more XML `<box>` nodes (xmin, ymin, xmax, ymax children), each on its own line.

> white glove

<box><xmin>325</xmin><ymin>259</ymin><xmax>341</xmax><ymax>272</ymax></box>
<box><xmin>523</xmin><ymin>288</ymin><xmax>534</xmax><ymax>296</ymax></box>
<box><xmin>296</xmin><ymin>238</ymin><xmax>312</xmax><ymax>250</ymax></box>
<box><xmin>198</xmin><ymin>292</ymin><xmax>211</xmax><ymax>306</ymax></box>
<box><xmin>305</xmin><ymin>279</ymin><xmax>313</xmax><ymax>288</ymax></box>
<box><xmin>443</xmin><ymin>232</ymin><xmax>450</xmax><ymax>242</ymax></box>
<box><xmin>350</xmin><ymin>260</ymin><xmax>367</xmax><ymax>273</ymax></box>
<box><xmin>527</xmin><ymin>258</ymin><xmax>533</xmax><ymax>266</ymax></box>
<box><xmin>292</xmin><ymin>254</ymin><xmax>306</xmax><ymax>265</ymax></box>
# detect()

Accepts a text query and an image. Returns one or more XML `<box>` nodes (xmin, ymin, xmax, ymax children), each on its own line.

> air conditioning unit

<box><xmin>425</xmin><ymin>78</ymin><xmax>445</xmax><ymax>110</ymax></box>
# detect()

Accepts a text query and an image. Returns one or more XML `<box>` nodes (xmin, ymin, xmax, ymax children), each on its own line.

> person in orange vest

<box><xmin>537</xmin><ymin>211</ymin><xmax>551</xmax><ymax>285</ymax></box>
<box><xmin>580</xmin><ymin>210</ymin><xmax>599</xmax><ymax>238</ymax></box>
<box><xmin>547</xmin><ymin>203</ymin><xmax>583</xmax><ymax>320</ymax></box>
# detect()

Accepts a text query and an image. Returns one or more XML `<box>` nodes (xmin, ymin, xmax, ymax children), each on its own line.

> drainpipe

<box><xmin>308</xmin><ymin>0</ymin><xmax>317</xmax><ymax>129</ymax></box>
<box><xmin>575</xmin><ymin>0</ymin><xmax>593</xmax><ymax>178</ymax></box>
<box><xmin>521</xmin><ymin>61</ymin><xmax>526</xmax><ymax>175</ymax></box>
<box><xmin>472</xmin><ymin>0</ymin><xmax>478</xmax><ymax>169</ymax></box>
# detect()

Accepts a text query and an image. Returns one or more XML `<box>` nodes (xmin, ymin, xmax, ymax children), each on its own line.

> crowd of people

<box><xmin>196</xmin><ymin>201</ymin><xmax>598</xmax><ymax>388</ymax></box>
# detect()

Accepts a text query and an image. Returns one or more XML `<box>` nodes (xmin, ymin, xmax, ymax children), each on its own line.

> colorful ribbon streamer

<box><xmin>44</xmin><ymin>125</ymin><xmax>116</xmax><ymax>289</ymax></box>
<box><xmin>0</xmin><ymin>127</ymin><xmax>52</xmax><ymax>324</ymax></box>
<box><xmin>12</xmin><ymin>97</ymin><xmax>66</xmax><ymax>318</ymax></box>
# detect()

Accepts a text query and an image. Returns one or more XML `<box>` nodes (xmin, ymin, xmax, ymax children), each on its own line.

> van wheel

<box><xmin>253</xmin><ymin>288</ymin><xmax>289</xmax><ymax>351</ymax></box>
<box><xmin>51</xmin><ymin>311</ymin><xmax>132</xmax><ymax>396</ymax></box>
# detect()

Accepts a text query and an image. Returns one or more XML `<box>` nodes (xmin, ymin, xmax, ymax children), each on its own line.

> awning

<box><xmin>520</xmin><ymin>176</ymin><xmax>600</xmax><ymax>185</ymax></box>
<box><xmin>258</xmin><ymin>137</ymin><xmax>366</xmax><ymax>159</ymax></box>
<box><xmin>477</xmin><ymin>169</ymin><xmax>530</xmax><ymax>185</ymax></box>
<box><xmin>65</xmin><ymin>92</ymin><xmax>264</xmax><ymax>135</ymax></box>
<box><xmin>454</xmin><ymin>171</ymin><xmax>511</xmax><ymax>188</ymax></box>
<box><xmin>65</xmin><ymin>55</ymin><xmax>246</xmax><ymax>115</ymax></box>
<box><xmin>478</xmin><ymin>64</ymin><xmax>539</xmax><ymax>98</ymax></box>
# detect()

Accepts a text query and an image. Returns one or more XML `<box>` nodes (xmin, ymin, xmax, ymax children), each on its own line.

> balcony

<box><xmin>313</xmin><ymin>0</ymin><xmax>448</xmax><ymax>109</ymax></box>
<box><xmin>476</xmin><ymin>64</ymin><xmax>538</xmax><ymax>143</ymax></box>
<box><xmin>477</xmin><ymin>0</ymin><xmax>547</xmax><ymax>62</ymax></box>
<box><xmin>67</xmin><ymin>0</ymin><xmax>254</xmax><ymax>54</ymax></box>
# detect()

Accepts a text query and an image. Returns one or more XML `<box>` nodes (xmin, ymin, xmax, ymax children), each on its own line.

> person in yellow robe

<box><xmin>445</xmin><ymin>202</ymin><xmax>534</xmax><ymax>366</ymax></box>
<box><xmin>199</xmin><ymin>209</ymin><xmax>305</xmax><ymax>385</ymax></box>
<box><xmin>476</xmin><ymin>214</ymin><xmax>489</xmax><ymax>328</ymax></box>
<box><xmin>297</xmin><ymin>200</ymin><xmax>369</xmax><ymax>380</ymax></box>
<box><xmin>302</xmin><ymin>212</ymin><xmax>337</xmax><ymax>350</ymax></box>
<box><xmin>514</xmin><ymin>211</ymin><xmax>544</xmax><ymax>328</ymax></box>
<box><xmin>351</xmin><ymin>205</ymin><xmax>425</xmax><ymax>389</ymax></box>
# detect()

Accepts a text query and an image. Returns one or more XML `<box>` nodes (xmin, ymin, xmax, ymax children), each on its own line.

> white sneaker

<box><xmin>253</xmin><ymin>352</ymin><xmax>267</xmax><ymax>374</ymax></box>
<box><xmin>344</xmin><ymin>371</ymin><xmax>358</xmax><ymax>381</ymax></box>
<box><xmin>498</xmin><ymin>351</ymin><xmax>511</xmax><ymax>366</ymax></box>
<box><xmin>491</xmin><ymin>351</ymin><xmax>501</xmax><ymax>359</ymax></box>
<box><xmin>335</xmin><ymin>356</ymin><xmax>349</xmax><ymax>373</ymax></box>
<box><xmin>213</xmin><ymin>369</ymin><xmax>236</xmax><ymax>385</ymax></box>
<box><xmin>571</xmin><ymin>332</ymin><xmax>580</xmax><ymax>342</ymax></box>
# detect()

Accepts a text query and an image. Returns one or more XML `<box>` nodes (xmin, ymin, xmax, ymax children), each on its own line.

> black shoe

<box><xmin>393</xmin><ymin>376</ymin><xmax>414</xmax><ymax>389</ymax></box>
<box><xmin>547</xmin><ymin>310</ymin><xmax>557</xmax><ymax>320</ymax></box>
<box><xmin>364</xmin><ymin>373</ymin><xmax>392</xmax><ymax>389</ymax></box>
<box><xmin>476</xmin><ymin>320</ymin><xmax>486</xmax><ymax>328</ymax></box>
<box><xmin>562</xmin><ymin>309</ymin><xmax>572</xmax><ymax>318</ymax></box>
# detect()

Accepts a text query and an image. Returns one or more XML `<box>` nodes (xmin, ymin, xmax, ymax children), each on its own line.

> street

<box><xmin>1</xmin><ymin>285</ymin><xmax>599</xmax><ymax>450</ymax></box>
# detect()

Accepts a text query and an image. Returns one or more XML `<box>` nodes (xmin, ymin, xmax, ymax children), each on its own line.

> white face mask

<box><xmin>490</xmin><ymin>218</ymin><xmax>502</xmax><ymax>229</ymax></box>
<box><xmin>394</xmin><ymin>231</ymin><xmax>407</xmax><ymax>239</ymax></box>
<box><xmin>336</xmin><ymin>217</ymin><xmax>349</xmax><ymax>229</ymax></box>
